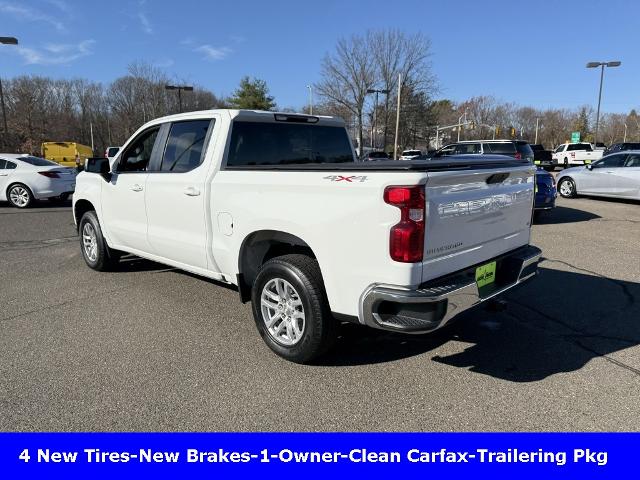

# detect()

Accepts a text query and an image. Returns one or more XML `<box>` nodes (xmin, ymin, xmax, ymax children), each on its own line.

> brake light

<box><xmin>514</xmin><ymin>152</ymin><xmax>522</xmax><ymax>159</ymax></box>
<box><xmin>384</xmin><ymin>185</ymin><xmax>425</xmax><ymax>262</ymax></box>
<box><xmin>38</xmin><ymin>171</ymin><xmax>60</xmax><ymax>178</ymax></box>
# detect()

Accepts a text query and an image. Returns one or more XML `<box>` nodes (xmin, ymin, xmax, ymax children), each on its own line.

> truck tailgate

<box><xmin>421</xmin><ymin>164</ymin><xmax>535</xmax><ymax>282</ymax></box>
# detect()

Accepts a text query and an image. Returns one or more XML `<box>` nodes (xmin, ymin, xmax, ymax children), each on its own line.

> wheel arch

<box><xmin>237</xmin><ymin>230</ymin><xmax>318</xmax><ymax>303</ymax></box>
<box><xmin>74</xmin><ymin>199</ymin><xmax>96</xmax><ymax>230</ymax></box>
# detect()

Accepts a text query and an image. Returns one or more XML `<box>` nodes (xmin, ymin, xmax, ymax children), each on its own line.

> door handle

<box><xmin>183</xmin><ymin>186</ymin><xmax>201</xmax><ymax>196</ymax></box>
<box><xmin>131</xmin><ymin>184</ymin><xmax>143</xmax><ymax>192</ymax></box>
<box><xmin>605</xmin><ymin>171</ymin><xmax>614</xmax><ymax>174</ymax></box>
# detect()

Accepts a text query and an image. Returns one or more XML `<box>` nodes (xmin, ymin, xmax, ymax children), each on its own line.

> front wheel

<box><xmin>78</xmin><ymin>211</ymin><xmax>121</xmax><ymax>271</ymax></box>
<box><xmin>558</xmin><ymin>177</ymin><xmax>577</xmax><ymax>198</ymax></box>
<box><xmin>251</xmin><ymin>254</ymin><xmax>337</xmax><ymax>363</ymax></box>
<box><xmin>7</xmin><ymin>184</ymin><xmax>33</xmax><ymax>208</ymax></box>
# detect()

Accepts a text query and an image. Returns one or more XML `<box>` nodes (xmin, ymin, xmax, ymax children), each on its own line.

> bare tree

<box><xmin>316</xmin><ymin>34</ymin><xmax>375</xmax><ymax>154</ymax></box>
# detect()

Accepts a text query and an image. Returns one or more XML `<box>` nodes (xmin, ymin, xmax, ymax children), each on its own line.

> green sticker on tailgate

<box><xmin>476</xmin><ymin>261</ymin><xmax>496</xmax><ymax>288</ymax></box>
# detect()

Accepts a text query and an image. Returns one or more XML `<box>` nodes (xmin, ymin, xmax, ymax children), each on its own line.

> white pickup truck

<box><xmin>552</xmin><ymin>142</ymin><xmax>603</xmax><ymax>168</ymax></box>
<box><xmin>73</xmin><ymin>110</ymin><xmax>541</xmax><ymax>363</ymax></box>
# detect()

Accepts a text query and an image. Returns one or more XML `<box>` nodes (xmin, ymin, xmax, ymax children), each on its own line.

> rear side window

<box><xmin>160</xmin><ymin>120</ymin><xmax>212</xmax><ymax>172</ymax></box>
<box><xmin>16</xmin><ymin>156</ymin><xmax>58</xmax><ymax>166</ymax></box>
<box><xmin>227</xmin><ymin>122</ymin><xmax>354</xmax><ymax>167</ymax></box>
<box><xmin>107</xmin><ymin>147</ymin><xmax>120</xmax><ymax>157</ymax></box>
<box><xmin>485</xmin><ymin>143</ymin><xmax>517</xmax><ymax>155</ymax></box>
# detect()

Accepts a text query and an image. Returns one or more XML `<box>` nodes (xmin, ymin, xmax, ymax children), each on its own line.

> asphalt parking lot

<box><xmin>1</xmin><ymin>195</ymin><xmax>639</xmax><ymax>432</ymax></box>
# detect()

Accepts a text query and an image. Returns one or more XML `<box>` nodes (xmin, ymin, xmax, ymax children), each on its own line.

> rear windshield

<box><xmin>226</xmin><ymin>121</ymin><xmax>354</xmax><ymax>166</ymax></box>
<box><xmin>17</xmin><ymin>156</ymin><xmax>58</xmax><ymax>166</ymax></box>
<box><xmin>484</xmin><ymin>143</ymin><xmax>516</xmax><ymax>155</ymax></box>
<box><xmin>515</xmin><ymin>142</ymin><xmax>534</xmax><ymax>158</ymax></box>
<box><xmin>368</xmin><ymin>151</ymin><xmax>388</xmax><ymax>158</ymax></box>
<box><xmin>622</xmin><ymin>143</ymin><xmax>640</xmax><ymax>150</ymax></box>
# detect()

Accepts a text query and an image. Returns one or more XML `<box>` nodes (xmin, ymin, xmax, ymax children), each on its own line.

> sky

<box><xmin>1</xmin><ymin>0</ymin><xmax>639</xmax><ymax>113</ymax></box>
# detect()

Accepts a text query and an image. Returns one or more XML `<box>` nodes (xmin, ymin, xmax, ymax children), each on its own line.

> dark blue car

<box><xmin>534</xmin><ymin>167</ymin><xmax>556</xmax><ymax>210</ymax></box>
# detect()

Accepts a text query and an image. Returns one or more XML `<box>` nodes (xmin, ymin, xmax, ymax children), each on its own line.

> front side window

<box><xmin>117</xmin><ymin>127</ymin><xmax>160</xmax><ymax>172</ymax></box>
<box><xmin>226</xmin><ymin>121</ymin><xmax>353</xmax><ymax>167</ymax></box>
<box><xmin>554</xmin><ymin>145</ymin><xmax>565</xmax><ymax>153</ymax></box>
<box><xmin>593</xmin><ymin>154</ymin><xmax>626</xmax><ymax>168</ymax></box>
<box><xmin>0</xmin><ymin>159</ymin><xmax>6</xmax><ymax>169</ymax></box>
<box><xmin>160</xmin><ymin>120</ymin><xmax>212</xmax><ymax>172</ymax></box>
<box><xmin>454</xmin><ymin>143</ymin><xmax>480</xmax><ymax>154</ymax></box>
<box><xmin>5</xmin><ymin>161</ymin><xmax>16</xmax><ymax>169</ymax></box>
<box><xmin>433</xmin><ymin>145</ymin><xmax>455</xmax><ymax>157</ymax></box>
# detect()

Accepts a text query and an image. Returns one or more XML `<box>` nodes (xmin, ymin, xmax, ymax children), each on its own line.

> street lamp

<box><xmin>165</xmin><ymin>84</ymin><xmax>193</xmax><ymax>113</ymax></box>
<box><xmin>366</xmin><ymin>88</ymin><xmax>390</xmax><ymax>149</ymax></box>
<box><xmin>306</xmin><ymin>85</ymin><xmax>313</xmax><ymax>115</ymax></box>
<box><xmin>0</xmin><ymin>37</ymin><xmax>18</xmax><ymax>147</ymax></box>
<box><xmin>586</xmin><ymin>60</ymin><xmax>621</xmax><ymax>145</ymax></box>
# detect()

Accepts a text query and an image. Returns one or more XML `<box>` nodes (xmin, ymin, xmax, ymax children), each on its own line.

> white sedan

<box><xmin>556</xmin><ymin>151</ymin><xmax>640</xmax><ymax>200</ymax></box>
<box><xmin>0</xmin><ymin>154</ymin><xmax>77</xmax><ymax>208</ymax></box>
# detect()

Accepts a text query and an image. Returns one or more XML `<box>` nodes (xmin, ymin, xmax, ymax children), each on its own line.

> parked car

<box><xmin>530</xmin><ymin>144</ymin><xmax>554</xmax><ymax>171</ymax></box>
<box><xmin>73</xmin><ymin>110</ymin><xmax>541</xmax><ymax>363</ymax></box>
<box><xmin>0</xmin><ymin>154</ymin><xmax>76</xmax><ymax>208</ymax></box>
<box><xmin>41</xmin><ymin>142</ymin><xmax>93</xmax><ymax>168</ymax></box>
<box><xmin>399</xmin><ymin>149</ymin><xmax>422</xmax><ymax>160</ymax></box>
<box><xmin>533</xmin><ymin>167</ymin><xmax>556</xmax><ymax>211</ymax></box>
<box><xmin>105</xmin><ymin>146</ymin><xmax>120</xmax><ymax>161</ymax></box>
<box><xmin>556</xmin><ymin>151</ymin><xmax>640</xmax><ymax>200</ymax></box>
<box><xmin>425</xmin><ymin>140</ymin><xmax>552</xmax><ymax>210</ymax></box>
<box><xmin>429</xmin><ymin>140</ymin><xmax>534</xmax><ymax>162</ymax></box>
<box><xmin>602</xmin><ymin>142</ymin><xmax>640</xmax><ymax>157</ymax></box>
<box><xmin>552</xmin><ymin>142</ymin><xmax>603</xmax><ymax>168</ymax></box>
<box><xmin>361</xmin><ymin>151</ymin><xmax>389</xmax><ymax>161</ymax></box>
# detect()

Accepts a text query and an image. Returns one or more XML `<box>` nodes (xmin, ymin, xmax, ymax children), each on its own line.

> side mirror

<box><xmin>85</xmin><ymin>157</ymin><xmax>112</xmax><ymax>181</ymax></box>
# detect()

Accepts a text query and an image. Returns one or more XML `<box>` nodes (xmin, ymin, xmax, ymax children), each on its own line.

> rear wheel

<box><xmin>79</xmin><ymin>211</ymin><xmax>121</xmax><ymax>271</ymax></box>
<box><xmin>558</xmin><ymin>177</ymin><xmax>576</xmax><ymax>198</ymax></box>
<box><xmin>251</xmin><ymin>254</ymin><xmax>337</xmax><ymax>363</ymax></box>
<box><xmin>7</xmin><ymin>184</ymin><xmax>33</xmax><ymax>208</ymax></box>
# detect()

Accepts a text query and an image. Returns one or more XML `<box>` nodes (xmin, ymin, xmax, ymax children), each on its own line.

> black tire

<box><xmin>563</xmin><ymin>157</ymin><xmax>569</xmax><ymax>168</ymax></box>
<box><xmin>251</xmin><ymin>254</ymin><xmax>337</xmax><ymax>363</ymax></box>
<box><xmin>7</xmin><ymin>183</ymin><xmax>33</xmax><ymax>208</ymax></box>
<box><xmin>78</xmin><ymin>210</ymin><xmax>121</xmax><ymax>271</ymax></box>
<box><xmin>558</xmin><ymin>177</ymin><xmax>577</xmax><ymax>198</ymax></box>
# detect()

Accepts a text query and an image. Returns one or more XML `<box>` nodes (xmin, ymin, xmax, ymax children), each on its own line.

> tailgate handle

<box><xmin>486</xmin><ymin>173</ymin><xmax>509</xmax><ymax>184</ymax></box>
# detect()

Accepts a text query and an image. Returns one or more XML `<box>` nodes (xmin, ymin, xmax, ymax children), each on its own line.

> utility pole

<box><xmin>366</xmin><ymin>88</ymin><xmax>390</xmax><ymax>150</ymax></box>
<box><xmin>90</xmin><ymin>121</ymin><xmax>94</xmax><ymax>153</ymax></box>
<box><xmin>0</xmin><ymin>36</ymin><xmax>19</xmax><ymax>148</ymax></box>
<box><xmin>306</xmin><ymin>85</ymin><xmax>313</xmax><ymax>115</ymax></box>
<box><xmin>586</xmin><ymin>61</ymin><xmax>621</xmax><ymax>145</ymax></box>
<box><xmin>535</xmin><ymin>117</ymin><xmax>539</xmax><ymax>144</ymax></box>
<box><xmin>624</xmin><ymin>123</ymin><xmax>627</xmax><ymax>142</ymax></box>
<box><xmin>393</xmin><ymin>73</ymin><xmax>402</xmax><ymax>160</ymax></box>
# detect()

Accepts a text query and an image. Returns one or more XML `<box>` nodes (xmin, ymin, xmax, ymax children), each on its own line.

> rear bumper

<box><xmin>360</xmin><ymin>245</ymin><xmax>542</xmax><ymax>334</ymax></box>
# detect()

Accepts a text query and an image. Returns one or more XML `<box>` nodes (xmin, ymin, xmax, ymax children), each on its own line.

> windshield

<box><xmin>227</xmin><ymin>121</ymin><xmax>354</xmax><ymax>166</ymax></box>
<box><xmin>16</xmin><ymin>156</ymin><xmax>59</xmax><ymax>167</ymax></box>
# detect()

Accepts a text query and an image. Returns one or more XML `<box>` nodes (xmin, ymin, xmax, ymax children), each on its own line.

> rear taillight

<box><xmin>38</xmin><ymin>171</ymin><xmax>60</xmax><ymax>178</ymax></box>
<box><xmin>514</xmin><ymin>152</ymin><xmax>522</xmax><ymax>159</ymax></box>
<box><xmin>384</xmin><ymin>185</ymin><xmax>425</xmax><ymax>263</ymax></box>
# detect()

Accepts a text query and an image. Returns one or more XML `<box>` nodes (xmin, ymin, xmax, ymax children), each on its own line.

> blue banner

<box><xmin>0</xmin><ymin>433</ymin><xmax>633</xmax><ymax>478</ymax></box>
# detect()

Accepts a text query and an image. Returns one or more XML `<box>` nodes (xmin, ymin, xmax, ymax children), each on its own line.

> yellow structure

<box><xmin>41</xmin><ymin>142</ymin><xmax>93</xmax><ymax>168</ymax></box>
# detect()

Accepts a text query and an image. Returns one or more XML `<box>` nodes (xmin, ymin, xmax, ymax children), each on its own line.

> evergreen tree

<box><xmin>228</xmin><ymin>76</ymin><xmax>276</xmax><ymax>110</ymax></box>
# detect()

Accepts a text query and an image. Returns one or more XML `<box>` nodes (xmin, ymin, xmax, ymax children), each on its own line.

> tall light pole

<box><xmin>586</xmin><ymin>60</ymin><xmax>621</xmax><ymax>145</ymax></box>
<box><xmin>165</xmin><ymin>84</ymin><xmax>194</xmax><ymax>113</ymax></box>
<box><xmin>0</xmin><ymin>37</ymin><xmax>19</xmax><ymax>147</ymax></box>
<box><xmin>367</xmin><ymin>88</ymin><xmax>389</xmax><ymax>150</ymax></box>
<box><xmin>393</xmin><ymin>74</ymin><xmax>402</xmax><ymax>160</ymax></box>
<box><xmin>306</xmin><ymin>85</ymin><xmax>313</xmax><ymax>115</ymax></box>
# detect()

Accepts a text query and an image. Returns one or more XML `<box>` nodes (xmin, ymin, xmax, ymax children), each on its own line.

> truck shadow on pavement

<box><xmin>324</xmin><ymin>266</ymin><xmax>640</xmax><ymax>382</ymax></box>
<box><xmin>534</xmin><ymin>205</ymin><xmax>600</xmax><ymax>225</ymax></box>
